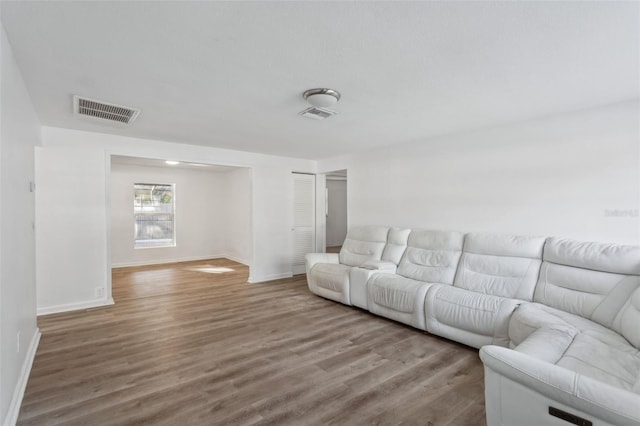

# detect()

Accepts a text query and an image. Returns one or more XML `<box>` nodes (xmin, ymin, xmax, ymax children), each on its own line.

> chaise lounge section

<box><xmin>480</xmin><ymin>237</ymin><xmax>640</xmax><ymax>426</ymax></box>
<box><xmin>306</xmin><ymin>226</ymin><xmax>640</xmax><ymax>426</ymax></box>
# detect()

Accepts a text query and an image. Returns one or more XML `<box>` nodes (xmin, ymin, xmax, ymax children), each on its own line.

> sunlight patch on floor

<box><xmin>186</xmin><ymin>265</ymin><xmax>235</xmax><ymax>274</ymax></box>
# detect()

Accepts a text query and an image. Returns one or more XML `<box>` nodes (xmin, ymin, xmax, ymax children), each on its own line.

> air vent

<box><xmin>73</xmin><ymin>96</ymin><xmax>140</xmax><ymax>124</ymax></box>
<box><xmin>299</xmin><ymin>106</ymin><xmax>337</xmax><ymax>120</ymax></box>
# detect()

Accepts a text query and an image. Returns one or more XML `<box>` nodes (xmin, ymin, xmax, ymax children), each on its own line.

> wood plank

<box><xmin>18</xmin><ymin>258</ymin><xmax>485</xmax><ymax>425</ymax></box>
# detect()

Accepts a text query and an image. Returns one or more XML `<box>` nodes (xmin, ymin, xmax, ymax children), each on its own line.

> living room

<box><xmin>1</xmin><ymin>1</ymin><xmax>638</xmax><ymax>425</ymax></box>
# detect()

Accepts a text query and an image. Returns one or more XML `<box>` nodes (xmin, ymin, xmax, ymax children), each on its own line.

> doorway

<box><xmin>325</xmin><ymin>169</ymin><xmax>347</xmax><ymax>253</ymax></box>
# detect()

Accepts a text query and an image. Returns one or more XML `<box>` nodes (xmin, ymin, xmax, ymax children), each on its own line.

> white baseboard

<box><xmin>111</xmin><ymin>254</ymin><xmax>228</xmax><ymax>268</ymax></box>
<box><xmin>223</xmin><ymin>254</ymin><xmax>250</xmax><ymax>266</ymax></box>
<box><xmin>4</xmin><ymin>329</ymin><xmax>40</xmax><ymax>426</ymax></box>
<box><xmin>248</xmin><ymin>272</ymin><xmax>293</xmax><ymax>283</ymax></box>
<box><xmin>37</xmin><ymin>297</ymin><xmax>115</xmax><ymax>316</ymax></box>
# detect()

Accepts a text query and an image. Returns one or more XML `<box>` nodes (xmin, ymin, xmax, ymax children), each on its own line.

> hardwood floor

<box><xmin>18</xmin><ymin>259</ymin><xmax>485</xmax><ymax>425</ymax></box>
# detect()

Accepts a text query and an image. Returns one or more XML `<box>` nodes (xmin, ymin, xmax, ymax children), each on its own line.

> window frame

<box><xmin>133</xmin><ymin>182</ymin><xmax>176</xmax><ymax>249</ymax></box>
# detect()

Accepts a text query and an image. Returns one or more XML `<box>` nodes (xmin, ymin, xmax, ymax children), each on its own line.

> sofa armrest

<box><xmin>350</xmin><ymin>267</ymin><xmax>397</xmax><ymax>309</ymax></box>
<box><xmin>359</xmin><ymin>260</ymin><xmax>397</xmax><ymax>272</ymax></box>
<box><xmin>480</xmin><ymin>345</ymin><xmax>640</xmax><ymax>425</ymax></box>
<box><xmin>513</xmin><ymin>325</ymin><xmax>577</xmax><ymax>364</ymax></box>
<box><xmin>305</xmin><ymin>253</ymin><xmax>339</xmax><ymax>275</ymax></box>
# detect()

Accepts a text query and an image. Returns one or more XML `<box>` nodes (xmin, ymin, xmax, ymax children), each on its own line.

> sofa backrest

<box><xmin>396</xmin><ymin>230</ymin><xmax>464</xmax><ymax>284</ymax></box>
<box><xmin>534</xmin><ymin>237</ymin><xmax>640</xmax><ymax>330</ymax></box>
<box><xmin>381</xmin><ymin>227</ymin><xmax>412</xmax><ymax>265</ymax></box>
<box><xmin>339</xmin><ymin>226</ymin><xmax>389</xmax><ymax>267</ymax></box>
<box><xmin>454</xmin><ymin>233</ymin><xmax>545</xmax><ymax>300</ymax></box>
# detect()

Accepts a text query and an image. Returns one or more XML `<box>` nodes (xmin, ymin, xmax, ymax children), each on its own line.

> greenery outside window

<box><xmin>134</xmin><ymin>183</ymin><xmax>175</xmax><ymax>248</ymax></box>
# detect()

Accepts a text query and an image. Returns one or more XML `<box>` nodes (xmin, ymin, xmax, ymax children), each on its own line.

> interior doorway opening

<box><xmin>325</xmin><ymin>169</ymin><xmax>347</xmax><ymax>253</ymax></box>
<box><xmin>107</xmin><ymin>155</ymin><xmax>253</xmax><ymax>288</ymax></box>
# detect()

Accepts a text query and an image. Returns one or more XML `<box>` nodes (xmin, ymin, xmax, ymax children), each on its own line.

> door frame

<box><xmin>292</xmin><ymin>172</ymin><xmax>316</xmax><ymax>275</ymax></box>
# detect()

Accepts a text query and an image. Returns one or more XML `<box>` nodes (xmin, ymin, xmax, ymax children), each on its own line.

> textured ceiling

<box><xmin>2</xmin><ymin>1</ymin><xmax>638</xmax><ymax>159</ymax></box>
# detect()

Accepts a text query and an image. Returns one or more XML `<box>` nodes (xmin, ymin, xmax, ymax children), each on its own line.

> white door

<box><xmin>292</xmin><ymin>173</ymin><xmax>315</xmax><ymax>275</ymax></box>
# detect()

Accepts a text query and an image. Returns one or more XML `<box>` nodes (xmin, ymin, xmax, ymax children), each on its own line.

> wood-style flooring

<box><xmin>18</xmin><ymin>259</ymin><xmax>485</xmax><ymax>425</ymax></box>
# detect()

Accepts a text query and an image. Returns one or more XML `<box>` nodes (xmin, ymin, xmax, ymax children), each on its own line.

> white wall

<box><xmin>36</xmin><ymin>127</ymin><xmax>315</xmax><ymax>314</ymax></box>
<box><xmin>326</xmin><ymin>179</ymin><xmax>347</xmax><ymax>247</ymax></box>
<box><xmin>111</xmin><ymin>163</ymin><xmax>244</xmax><ymax>267</ymax></box>
<box><xmin>223</xmin><ymin>167</ymin><xmax>252</xmax><ymax>265</ymax></box>
<box><xmin>319</xmin><ymin>101</ymin><xmax>640</xmax><ymax>245</ymax></box>
<box><xmin>0</xmin><ymin>24</ymin><xmax>40</xmax><ymax>425</ymax></box>
<box><xmin>248</xmin><ymin>166</ymin><xmax>294</xmax><ymax>282</ymax></box>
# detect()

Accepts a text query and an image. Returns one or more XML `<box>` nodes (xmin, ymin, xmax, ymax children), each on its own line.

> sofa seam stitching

<box><xmin>558</xmin><ymin>354</ymin><xmax>635</xmax><ymax>387</ymax></box>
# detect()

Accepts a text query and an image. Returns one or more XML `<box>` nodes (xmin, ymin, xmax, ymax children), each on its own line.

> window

<box><xmin>134</xmin><ymin>183</ymin><xmax>175</xmax><ymax>248</ymax></box>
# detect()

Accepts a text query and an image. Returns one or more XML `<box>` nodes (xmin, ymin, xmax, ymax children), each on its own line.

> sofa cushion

<box><xmin>396</xmin><ymin>230</ymin><xmax>464</xmax><ymax>284</ymax></box>
<box><xmin>339</xmin><ymin>226</ymin><xmax>389</xmax><ymax>267</ymax></box>
<box><xmin>453</xmin><ymin>233</ymin><xmax>545</xmax><ymax>300</ymax></box>
<box><xmin>367</xmin><ymin>274</ymin><xmax>432</xmax><ymax>330</ymax></box>
<box><xmin>509</xmin><ymin>302</ymin><xmax>630</xmax><ymax>348</ymax></box>
<box><xmin>425</xmin><ymin>284</ymin><xmax>520</xmax><ymax>348</ymax></box>
<box><xmin>556</xmin><ymin>333</ymin><xmax>640</xmax><ymax>391</ymax></box>
<box><xmin>534</xmin><ymin>238</ymin><xmax>640</xmax><ymax>330</ymax></box>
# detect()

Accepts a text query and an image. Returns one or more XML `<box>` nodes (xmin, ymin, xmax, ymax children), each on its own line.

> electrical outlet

<box><xmin>17</xmin><ymin>331</ymin><xmax>20</xmax><ymax>353</ymax></box>
<box><xmin>95</xmin><ymin>287</ymin><xmax>104</xmax><ymax>298</ymax></box>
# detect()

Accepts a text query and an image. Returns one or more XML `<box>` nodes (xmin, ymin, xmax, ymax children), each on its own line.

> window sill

<box><xmin>134</xmin><ymin>240</ymin><xmax>176</xmax><ymax>249</ymax></box>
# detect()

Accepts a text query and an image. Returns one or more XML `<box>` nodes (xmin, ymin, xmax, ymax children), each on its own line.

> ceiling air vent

<box><xmin>73</xmin><ymin>95</ymin><xmax>140</xmax><ymax>124</ymax></box>
<box><xmin>299</xmin><ymin>106</ymin><xmax>337</xmax><ymax>120</ymax></box>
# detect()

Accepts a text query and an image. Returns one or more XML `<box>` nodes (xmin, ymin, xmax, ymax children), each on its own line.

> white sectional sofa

<box><xmin>305</xmin><ymin>226</ymin><xmax>640</xmax><ymax>426</ymax></box>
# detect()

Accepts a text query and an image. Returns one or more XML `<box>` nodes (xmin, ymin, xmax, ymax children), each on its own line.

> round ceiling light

<box><xmin>303</xmin><ymin>88</ymin><xmax>341</xmax><ymax>108</ymax></box>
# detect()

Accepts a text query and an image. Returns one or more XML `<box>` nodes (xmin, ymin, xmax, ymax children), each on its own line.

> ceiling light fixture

<box><xmin>302</xmin><ymin>88</ymin><xmax>341</xmax><ymax>108</ymax></box>
<box><xmin>165</xmin><ymin>160</ymin><xmax>180</xmax><ymax>165</ymax></box>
